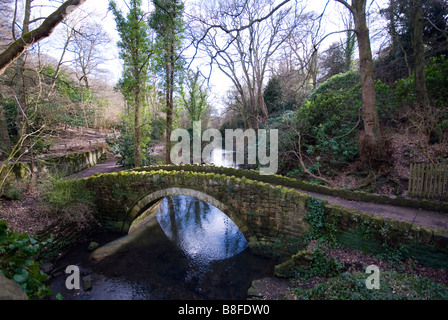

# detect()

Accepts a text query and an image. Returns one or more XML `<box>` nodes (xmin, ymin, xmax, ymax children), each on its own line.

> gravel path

<box><xmin>297</xmin><ymin>189</ymin><xmax>448</xmax><ymax>232</ymax></box>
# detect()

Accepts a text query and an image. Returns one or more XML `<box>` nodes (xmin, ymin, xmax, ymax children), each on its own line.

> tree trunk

<box><xmin>412</xmin><ymin>0</ymin><xmax>429</xmax><ymax>109</ymax></box>
<box><xmin>165</xmin><ymin>47</ymin><xmax>174</xmax><ymax>165</ymax></box>
<box><xmin>15</xmin><ymin>0</ymin><xmax>31</xmax><ymax>140</ymax></box>
<box><xmin>352</xmin><ymin>0</ymin><xmax>381</xmax><ymax>142</ymax></box>
<box><xmin>310</xmin><ymin>48</ymin><xmax>318</xmax><ymax>89</ymax></box>
<box><xmin>134</xmin><ymin>87</ymin><xmax>141</xmax><ymax>168</ymax></box>
<box><xmin>0</xmin><ymin>94</ymin><xmax>11</xmax><ymax>158</ymax></box>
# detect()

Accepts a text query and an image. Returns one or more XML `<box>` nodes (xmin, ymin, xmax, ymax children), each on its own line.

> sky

<box><xmin>39</xmin><ymin>0</ymin><xmax>389</xmax><ymax>112</ymax></box>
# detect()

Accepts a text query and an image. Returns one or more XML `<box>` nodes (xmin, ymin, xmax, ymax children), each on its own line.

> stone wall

<box><xmin>325</xmin><ymin>203</ymin><xmax>448</xmax><ymax>269</ymax></box>
<box><xmin>1</xmin><ymin>148</ymin><xmax>106</xmax><ymax>183</ymax></box>
<box><xmin>0</xmin><ymin>273</ymin><xmax>28</xmax><ymax>300</ymax></box>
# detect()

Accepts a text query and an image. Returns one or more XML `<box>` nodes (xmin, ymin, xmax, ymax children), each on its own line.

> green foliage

<box><xmin>297</xmin><ymin>71</ymin><xmax>396</xmax><ymax>170</ymax></box>
<box><xmin>319</xmin><ymin>42</ymin><xmax>351</xmax><ymax>82</ymax></box>
<box><xmin>395</xmin><ymin>55</ymin><xmax>448</xmax><ymax>122</ymax></box>
<box><xmin>150</xmin><ymin>117</ymin><xmax>166</xmax><ymax>142</ymax></box>
<box><xmin>37</xmin><ymin>65</ymin><xmax>108</xmax><ymax>128</ymax></box>
<box><xmin>375</xmin><ymin>0</ymin><xmax>448</xmax><ymax>85</ymax></box>
<box><xmin>0</xmin><ymin>220</ymin><xmax>52</xmax><ymax>299</ymax></box>
<box><xmin>43</xmin><ymin>177</ymin><xmax>94</xmax><ymax>222</ymax></box>
<box><xmin>425</xmin><ymin>55</ymin><xmax>448</xmax><ymax>106</ymax></box>
<box><xmin>293</xmin><ymin>271</ymin><xmax>448</xmax><ymax>300</ymax></box>
<box><xmin>305</xmin><ymin>197</ymin><xmax>337</xmax><ymax>244</ymax></box>
<box><xmin>263</xmin><ymin>76</ymin><xmax>297</xmax><ymax>116</ymax></box>
<box><xmin>110</xmin><ymin>0</ymin><xmax>158</xmax><ymax>166</ymax></box>
<box><xmin>2</xmin><ymin>99</ymin><xmax>18</xmax><ymax>139</ymax></box>
<box><xmin>110</xmin><ymin>0</ymin><xmax>153</xmax><ymax>105</ymax></box>
<box><xmin>180</xmin><ymin>69</ymin><xmax>209</xmax><ymax>126</ymax></box>
<box><xmin>106</xmin><ymin>118</ymin><xmax>156</xmax><ymax>168</ymax></box>
<box><xmin>149</xmin><ymin>0</ymin><xmax>185</xmax><ymax>81</ymax></box>
<box><xmin>2</xmin><ymin>182</ymin><xmax>23</xmax><ymax>201</ymax></box>
<box><xmin>305</xmin><ymin>197</ymin><xmax>326</xmax><ymax>239</ymax></box>
<box><xmin>298</xmin><ymin>72</ymin><xmax>361</xmax><ymax>168</ymax></box>
<box><xmin>306</xmin><ymin>241</ymin><xmax>343</xmax><ymax>279</ymax></box>
<box><xmin>286</xmin><ymin>168</ymin><xmax>304</xmax><ymax>179</ymax></box>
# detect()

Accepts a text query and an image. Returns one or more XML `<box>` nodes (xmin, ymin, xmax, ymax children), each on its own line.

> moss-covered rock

<box><xmin>274</xmin><ymin>249</ymin><xmax>314</xmax><ymax>278</ymax></box>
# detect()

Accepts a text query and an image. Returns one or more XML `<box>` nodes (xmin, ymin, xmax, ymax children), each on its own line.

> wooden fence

<box><xmin>408</xmin><ymin>163</ymin><xmax>448</xmax><ymax>200</ymax></box>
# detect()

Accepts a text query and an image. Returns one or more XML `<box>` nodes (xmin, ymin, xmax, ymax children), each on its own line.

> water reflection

<box><xmin>49</xmin><ymin>195</ymin><xmax>273</xmax><ymax>300</ymax></box>
<box><xmin>157</xmin><ymin>195</ymin><xmax>247</xmax><ymax>266</ymax></box>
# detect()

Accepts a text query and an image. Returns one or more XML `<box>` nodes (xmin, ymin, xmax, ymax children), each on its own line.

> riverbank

<box><xmin>2</xmin><ymin>143</ymin><xmax>448</xmax><ymax>300</ymax></box>
<box><xmin>248</xmin><ymin>243</ymin><xmax>448</xmax><ymax>300</ymax></box>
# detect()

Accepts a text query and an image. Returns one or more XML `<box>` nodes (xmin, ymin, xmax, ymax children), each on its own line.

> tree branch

<box><xmin>0</xmin><ymin>0</ymin><xmax>87</xmax><ymax>76</ymax></box>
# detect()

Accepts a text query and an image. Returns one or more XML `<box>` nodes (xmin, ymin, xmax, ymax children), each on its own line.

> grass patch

<box><xmin>42</xmin><ymin>176</ymin><xmax>96</xmax><ymax>228</ymax></box>
<box><xmin>292</xmin><ymin>271</ymin><xmax>448</xmax><ymax>300</ymax></box>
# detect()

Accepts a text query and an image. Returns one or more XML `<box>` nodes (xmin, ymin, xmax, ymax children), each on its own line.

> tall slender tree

<box><xmin>149</xmin><ymin>0</ymin><xmax>185</xmax><ymax>164</ymax></box>
<box><xmin>412</xmin><ymin>0</ymin><xmax>429</xmax><ymax>109</ymax></box>
<box><xmin>335</xmin><ymin>0</ymin><xmax>381</xmax><ymax>152</ymax></box>
<box><xmin>110</xmin><ymin>0</ymin><xmax>154</xmax><ymax>167</ymax></box>
<box><xmin>180</xmin><ymin>69</ymin><xmax>208</xmax><ymax>128</ymax></box>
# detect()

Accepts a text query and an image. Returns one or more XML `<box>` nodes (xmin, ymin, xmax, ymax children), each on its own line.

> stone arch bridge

<box><xmin>78</xmin><ymin>164</ymin><xmax>448</xmax><ymax>259</ymax></box>
<box><xmin>80</xmin><ymin>165</ymin><xmax>314</xmax><ymax>257</ymax></box>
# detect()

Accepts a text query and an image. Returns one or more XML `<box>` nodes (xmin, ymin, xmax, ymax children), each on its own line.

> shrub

<box><xmin>43</xmin><ymin>177</ymin><xmax>95</xmax><ymax>228</ymax></box>
<box><xmin>0</xmin><ymin>220</ymin><xmax>52</xmax><ymax>299</ymax></box>
<box><xmin>395</xmin><ymin>55</ymin><xmax>448</xmax><ymax>108</ymax></box>
<box><xmin>297</xmin><ymin>71</ymin><xmax>396</xmax><ymax>170</ymax></box>
<box><xmin>292</xmin><ymin>271</ymin><xmax>448</xmax><ymax>300</ymax></box>
<box><xmin>106</xmin><ymin>119</ymin><xmax>155</xmax><ymax>168</ymax></box>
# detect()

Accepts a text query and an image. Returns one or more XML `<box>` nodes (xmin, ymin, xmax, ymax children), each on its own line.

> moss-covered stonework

<box><xmin>1</xmin><ymin>148</ymin><xmax>105</xmax><ymax>184</ymax></box>
<box><xmin>80</xmin><ymin>169</ymin><xmax>312</xmax><ymax>257</ymax></box>
<box><xmin>70</xmin><ymin>165</ymin><xmax>447</xmax><ymax>263</ymax></box>
<box><xmin>133</xmin><ymin>164</ymin><xmax>448</xmax><ymax>214</ymax></box>
<box><xmin>325</xmin><ymin>204</ymin><xmax>448</xmax><ymax>269</ymax></box>
<box><xmin>274</xmin><ymin>249</ymin><xmax>314</xmax><ymax>278</ymax></box>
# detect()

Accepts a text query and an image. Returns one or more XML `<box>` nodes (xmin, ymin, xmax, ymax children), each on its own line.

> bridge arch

<box><xmin>83</xmin><ymin>169</ymin><xmax>312</xmax><ymax>257</ymax></box>
<box><xmin>125</xmin><ymin>187</ymin><xmax>256</xmax><ymax>244</ymax></box>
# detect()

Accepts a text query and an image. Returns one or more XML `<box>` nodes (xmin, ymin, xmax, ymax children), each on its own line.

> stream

<box><xmin>47</xmin><ymin>149</ymin><xmax>275</xmax><ymax>300</ymax></box>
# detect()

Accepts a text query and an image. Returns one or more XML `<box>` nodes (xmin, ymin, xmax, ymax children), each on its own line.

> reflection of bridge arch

<box><xmin>126</xmin><ymin>187</ymin><xmax>254</xmax><ymax>242</ymax></box>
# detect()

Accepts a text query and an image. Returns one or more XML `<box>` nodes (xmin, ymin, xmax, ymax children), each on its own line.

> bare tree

<box><xmin>190</xmin><ymin>0</ymin><xmax>305</xmax><ymax>130</ymax></box>
<box><xmin>0</xmin><ymin>0</ymin><xmax>14</xmax><ymax>51</ymax></box>
<box><xmin>281</xmin><ymin>12</ymin><xmax>320</xmax><ymax>90</ymax></box>
<box><xmin>68</xmin><ymin>21</ymin><xmax>111</xmax><ymax>127</ymax></box>
<box><xmin>0</xmin><ymin>0</ymin><xmax>87</xmax><ymax>76</ymax></box>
